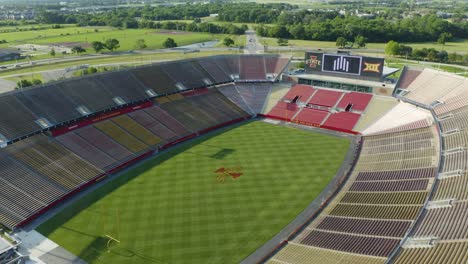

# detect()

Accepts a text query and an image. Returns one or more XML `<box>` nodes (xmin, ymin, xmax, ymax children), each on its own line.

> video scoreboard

<box><xmin>305</xmin><ymin>52</ymin><xmax>384</xmax><ymax>78</ymax></box>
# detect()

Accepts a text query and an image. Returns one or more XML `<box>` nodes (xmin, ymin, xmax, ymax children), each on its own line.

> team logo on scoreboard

<box><xmin>363</xmin><ymin>62</ymin><xmax>382</xmax><ymax>73</ymax></box>
<box><xmin>306</xmin><ymin>55</ymin><xmax>321</xmax><ymax>68</ymax></box>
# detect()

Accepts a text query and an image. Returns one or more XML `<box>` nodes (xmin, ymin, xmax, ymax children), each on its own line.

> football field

<box><xmin>37</xmin><ymin>121</ymin><xmax>350</xmax><ymax>264</ymax></box>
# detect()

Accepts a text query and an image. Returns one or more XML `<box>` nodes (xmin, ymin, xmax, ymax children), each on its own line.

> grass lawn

<box><xmin>0</xmin><ymin>25</ymin><xmax>238</xmax><ymax>63</ymax></box>
<box><xmin>215</xmin><ymin>34</ymin><xmax>246</xmax><ymax>47</ymax></box>
<box><xmin>37</xmin><ymin>121</ymin><xmax>350</xmax><ymax>264</ymax></box>
<box><xmin>386</xmin><ymin>58</ymin><xmax>468</xmax><ymax>78</ymax></box>
<box><xmin>0</xmin><ymin>23</ymin><xmax>77</xmax><ymax>33</ymax></box>
<box><xmin>260</xmin><ymin>37</ymin><xmax>336</xmax><ymax>49</ymax></box>
<box><xmin>0</xmin><ymin>24</ymin><xmax>240</xmax><ymax>50</ymax></box>
<box><xmin>0</xmin><ymin>26</ymin><xmax>223</xmax><ymax>51</ymax></box>
<box><xmin>29</xmin><ymin>29</ymin><xmax>217</xmax><ymax>50</ymax></box>
<box><xmin>389</xmin><ymin>38</ymin><xmax>468</xmax><ymax>53</ymax></box>
<box><xmin>0</xmin><ymin>26</ymin><xmax>115</xmax><ymax>45</ymax></box>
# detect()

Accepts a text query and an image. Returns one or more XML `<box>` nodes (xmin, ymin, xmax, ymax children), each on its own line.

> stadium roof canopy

<box><xmin>0</xmin><ymin>48</ymin><xmax>20</xmax><ymax>56</ymax></box>
<box><xmin>0</xmin><ymin>236</ymin><xmax>13</xmax><ymax>255</ymax></box>
<box><xmin>295</xmin><ymin>73</ymin><xmax>396</xmax><ymax>88</ymax></box>
<box><xmin>382</xmin><ymin>66</ymin><xmax>400</xmax><ymax>78</ymax></box>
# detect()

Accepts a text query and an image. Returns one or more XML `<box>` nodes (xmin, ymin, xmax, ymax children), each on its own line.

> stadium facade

<box><xmin>0</xmin><ymin>53</ymin><xmax>466</xmax><ymax>264</ymax></box>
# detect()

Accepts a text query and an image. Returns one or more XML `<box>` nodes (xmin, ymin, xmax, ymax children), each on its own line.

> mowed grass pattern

<box><xmin>38</xmin><ymin>121</ymin><xmax>350</xmax><ymax>264</ymax></box>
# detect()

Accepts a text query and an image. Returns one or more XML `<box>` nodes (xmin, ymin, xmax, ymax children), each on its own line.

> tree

<box><xmin>71</xmin><ymin>46</ymin><xmax>86</xmax><ymax>54</ymax></box>
<box><xmin>354</xmin><ymin>35</ymin><xmax>367</xmax><ymax>48</ymax></box>
<box><xmin>412</xmin><ymin>48</ymin><xmax>428</xmax><ymax>59</ymax></box>
<box><xmin>50</xmin><ymin>48</ymin><xmax>56</xmax><ymax>57</ymax></box>
<box><xmin>134</xmin><ymin>39</ymin><xmax>147</xmax><ymax>49</ymax></box>
<box><xmin>399</xmin><ymin>44</ymin><xmax>413</xmax><ymax>57</ymax></box>
<box><xmin>162</xmin><ymin>38</ymin><xmax>178</xmax><ymax>48</ymax></box>
<box><xmin>255</xmin><ymin>26</ymin><xmax>267</xmax><ymax>37</ymax></box>
<box><xmin>385</xmin><ymin>40</ymin><xmax>400</xmax><ymax>56</ymax></box>
<box><xmin>289</xmin><ymin>25</ymin><xmax>305</xmax><ymax>39</ymax></box>
<box><xmin>336</xmin><ymin>37</ymin><xmax>347</xmax><ymax>48</ymax></box>
<box><xmin>91</xmin><ymin>41</ymin><xmax>105</xmax><ymax>53</ymax></box>
<box><xmin>437</xmin><ymin>50</ymin><xmax>448</xmax><ymax>62</ymax></box>
<box><xmin>437</xmin><ymin>32</ymin><xmax>452</xmax><ymax>45</ymax></box>
<box><xmin>83</xmin><ymin>67</ymin><xmax>98</xmax><ymax>75</ymax></box>
<box><xmin>277</xmin><ymin>38</ymin><xmax>288</xmax><ymax>46</ymax></box>
<box><xmin>104</xmin><ymin>38</ymin><xmax>120</xmax><ymax>51</ymax></box>
<box><xmin>222</xmin><ymin>37</ymin><xmax>235</xmax><ymax>47</ymax></box>
<box><xmin>31</xmin><ymin>79</ymin><xmax>42</xmax><ymax>85</ymax></box>
<box><xmin>123</xmin><ymin>18</ymin><xmax>138</xmax><ymax>29</ymax></box>
<box><xmin>269</xmin><ymin>25</ymin><xmax>289</xmax><ymax>38</ymax></box>
<box><xmin>448</xmin><ymin>52</ymin><xmax>462</xmax><ymax>63</ymax></box>
<box><xmin>463</xmin><ymin>54</ymin><xmax>468</xmax><ymax>65</ymax></box>
<box><xmin>427</xmin><ymin>48</ymin><xmax>439</xmax><ymax>61</ymax></box>
<box><xmin>16</xmin><ymin>79</ymin><xmax>42</xmax><ymax>89</ymax></box>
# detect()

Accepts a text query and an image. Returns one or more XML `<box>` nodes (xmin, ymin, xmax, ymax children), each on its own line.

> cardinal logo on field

<box><xmin>306</xmin><ymin>55</ymin><xmax>321</xmax><ymax>68</ymax></box>
<box><xmin>363</xmin><ymin>62</ymin><xmax>381</xmax><ymax>73</ymax></box>
<box><xmin>215</xmin><ymin>166</ymin><xmax>243</xmax><ymax>183</ymax></box>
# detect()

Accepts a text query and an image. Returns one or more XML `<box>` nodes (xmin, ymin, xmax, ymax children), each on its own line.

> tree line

<box><xmin>37</xmin><ymin>3</ymin><xmax>294</xmax><ymax>26</ymax></box>
<box><xmin>38</xmin><ymin>8</ymin><xmax>246</xmax><ymax>35</ymax></box>
<box><xmin>36</xmin><ymin>2</ymin><xmax>467</xmax><ymax>43</ymax></box>
<box><xmin>255</xmin><ymin>14</ymin><xmax>467</xmax><ymax>43</ymax></box>
<box><xmin>138</xmin><ymin>21</ymin><xmax>246</xmax><ymax>35</ymax></box>
<box><xmin>385</xmin><ymin>40</ymin><xmax>468</xmax><ymax>66</ymax></box>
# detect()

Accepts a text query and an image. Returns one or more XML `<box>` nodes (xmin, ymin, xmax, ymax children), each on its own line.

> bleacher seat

<box><xmin>322</xmin><ymin>112</ymin><xmax>361</xmax><ymax>131</ymax></box>
<box><xmin>295</xmin><ymin>108</ymin><xmax>328</xmax><ymax>125</ymax></box>
<box><xmin>336</xmin><ymin>92</ymin><xmax>373</xmax><ymax>112</ymax></box>
<box><xmin>308</xmin><ymin>89</ymin><xmax>343</xmax><ymax>108</ymax></box>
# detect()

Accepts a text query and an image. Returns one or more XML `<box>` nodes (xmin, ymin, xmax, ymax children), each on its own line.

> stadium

<box><xmin>0</xmin><ymin>52</ymin><xmax>467</xmax><ymax>264</ymax></box>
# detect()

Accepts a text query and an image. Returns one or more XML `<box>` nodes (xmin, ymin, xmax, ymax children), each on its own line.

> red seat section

<box><xmin>308</xmin><ymin>89</ymin><xmax>343</xmax><ymax>107</ymax></box>
<box><xmin>283</xmin><ymin>84</ymin><xmax>315</xmax><ymax>101</ymax></box>
<box><xmin>295</xmin><ymin>108</ymin><xmax>328</xmax><ymax>125</ymax></box>
<box><xmin>337</xmin><ymin>92</ymin><xmax>373</xmax><ymax>112</ymax></box>
<box><xmin>268</xmin><ymin>102</ymin><xmax>299</xmax><ymax>120</ymax></box>
<box><xmin>323</xmin><ymin>112</ymin><xmax>361</xmax><ymax>131</ymax></box>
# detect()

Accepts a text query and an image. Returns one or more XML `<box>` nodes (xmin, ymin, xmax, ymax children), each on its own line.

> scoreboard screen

<box><xmin>305</xmin><ymin>52</ymin><xmax>384</xmax><ymax>78</ymax></box>
<box><xmin>322</xmin><ymin>54</ymin><xmax>361</xmax><ymax>75</ymax></box>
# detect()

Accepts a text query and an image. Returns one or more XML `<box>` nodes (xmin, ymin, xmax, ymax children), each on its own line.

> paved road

<box><xmin>41</xmin><ymin>69</ymin><xmax>72</xmax><ymax>82</ymax></box>
<box><xmin>0</xmin><ymin>78</ymin><xmax>16</xmax><ymax>92</ymax></box>
<box><xmin>245</xmin><ymin>30</ymin><xmax>264</xmax><ymax>54</ymax></box>
<box><xmin>178</xmin><ymin>40</ymin><xmax>219</xmax><ymax>49</ymax></box>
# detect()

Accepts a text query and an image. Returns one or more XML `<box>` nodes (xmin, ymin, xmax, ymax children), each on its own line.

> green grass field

<box><xmin>28</xmin><ymin>29</ymin><xmax>217</xmax><ymax>50</ymax></box>
<box><xmin>37</xmin><ymin>121</ymin><xmax>349</xmax><ymax>264</ymax></box>
<box><xmin>0</xmin><ymin>25</ymin><xmax>241</xmax><ymax>63</ymax></box>
<box><xmin>0</xmin><ymin>26</ymin><xmax>115</xmax><ymax>45</ymax></box>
